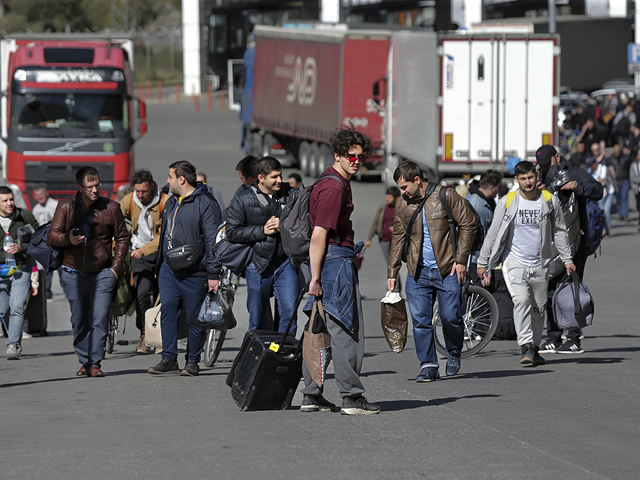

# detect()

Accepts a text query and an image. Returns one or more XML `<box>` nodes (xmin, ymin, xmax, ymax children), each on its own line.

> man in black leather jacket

<box><xmin>226</xmin><ymin>157</ymin><xmax>298</xmax><ymax>334</ymax></box>
<box><xmin>536</xmin><ymin>145</ymin><xmax>604</xmax><ymax>354</ymax></box>
<box><xmin>148</xmin><ymin>161</ymin><xmax>222</xmax><ymax>377</ymax></box>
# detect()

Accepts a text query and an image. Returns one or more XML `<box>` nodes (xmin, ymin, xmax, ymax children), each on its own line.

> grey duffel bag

<box><xmin>552</xmin><ymin>271</ymin><xmax>595</xmax><ymax>329</ymax></box>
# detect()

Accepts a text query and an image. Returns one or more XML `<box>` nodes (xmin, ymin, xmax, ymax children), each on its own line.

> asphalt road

<box><xmin>2</xmin><ymin>100</ymin><xmax>639</xmax><ymax>480</ymax></box>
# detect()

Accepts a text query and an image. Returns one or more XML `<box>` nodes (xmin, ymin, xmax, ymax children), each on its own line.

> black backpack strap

<box><xmin>439</xmin><ymin>186</ymin><xmax>458</xmax><ymax>260</ymax></box>
<box><xmin>402</xmin><ymin>180</ymin><xmax>437</xmax><ymax>263</ymax></box>
<box><xmin>314</xmin><ymin>173</ymin><xmax>346</xmax><ymax>245</ymax></box>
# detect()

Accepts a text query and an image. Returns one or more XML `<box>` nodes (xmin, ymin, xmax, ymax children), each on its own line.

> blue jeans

<box><xmin>245</xmin><ymin>259</ymin><xmax>298</xmax><ymax>335</ymax></box>
<box><xmin>158</xmin><ymin>262</ymin><xmax>208</xmax><ymax>364</ymax></box>
<box><xmin>615</xmin><ymin>179</ymin><xmax>630</xmax><ymax>219</ymax></box>
<box><xmin>405</xmin><ymin>266</ymin><xmax>463</xmax><ymax>368</ymax></box>
<box><xmin>599</xmin><ymin>193</ymin><xmax>614</xmax><ymax>230</ymax></box>
<box><xmin>0</xmin><ymin>267</ymin><xmax>31</xmax><ymax>347</ymax></box>
<box><xmin>61</xmin><ymin>268</ymin><xmax>117</xmax><ymax>367</ymax></box>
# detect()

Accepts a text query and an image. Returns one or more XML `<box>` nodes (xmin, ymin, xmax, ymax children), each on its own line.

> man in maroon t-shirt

<box><xmin>300</xmin><ymin>127</ymin><xmax>380</xmax><ymax>416</ymax></box>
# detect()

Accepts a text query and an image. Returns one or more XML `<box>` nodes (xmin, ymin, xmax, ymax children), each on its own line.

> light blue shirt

<box><xmin>421</xmin><ymin>210</ymin><xmax>438</xmax><ymax>269</ymax></box>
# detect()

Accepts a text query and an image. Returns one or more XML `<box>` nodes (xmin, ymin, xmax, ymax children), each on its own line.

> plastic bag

<box><xmin>380</xmin><ymin>291</ymin><xmax>408</xmax><ymax>353</ymax></box>
<box><xmin>196</xmin><ymin>291</ymin><xmax>228</xmax><ymax>330</ymax></box>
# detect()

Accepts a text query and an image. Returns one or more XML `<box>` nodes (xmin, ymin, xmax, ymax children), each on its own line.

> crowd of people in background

<box><xmin>560</xmin><ymin>92</ymin><xmax>640</xmax><ymax>233</ymax></box>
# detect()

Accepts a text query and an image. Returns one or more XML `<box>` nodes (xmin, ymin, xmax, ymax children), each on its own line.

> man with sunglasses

<box><xmin>300</xmin><ymin>127</ymin><xmax>380</xmax><ymax>415</ymax></box>
<box><xmin>49</xmin><ymin>166</ymin><xmax>131</xmax><ymax>377</ymax></box>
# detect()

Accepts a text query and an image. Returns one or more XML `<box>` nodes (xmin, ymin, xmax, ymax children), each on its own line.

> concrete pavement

<box><xmin>1</xmin><ymin>101</ymin><xmax>639</xmax><ymax>480</ymax></box>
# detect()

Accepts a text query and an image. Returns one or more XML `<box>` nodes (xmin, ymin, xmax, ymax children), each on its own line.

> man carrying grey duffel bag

<box><xmin>551</xmin><ymin>271</ymin><xmax>595</xmax><ymax>333</ymax></box>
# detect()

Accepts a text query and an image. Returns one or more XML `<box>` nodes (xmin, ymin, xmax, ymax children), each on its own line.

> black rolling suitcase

<box><xmin>226</xmin><ymin>291</ymin><xmax>304</xmax><ymax>411</ymax></box>
<box><xmin>25</xmin><ymin>270</ymin><xmax>48</xmax><ymax>336</ymax></box>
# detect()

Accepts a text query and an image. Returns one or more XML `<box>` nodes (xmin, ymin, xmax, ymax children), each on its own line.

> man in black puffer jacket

<box><xmin>226</xmin><ymin>157</ymin><xmax>298</xmax><ymax>334</ymax></box>
<box><xmin>148</xmin><ymin>161</ymin><xmax>222</xmax><ymax>377</ymax></box>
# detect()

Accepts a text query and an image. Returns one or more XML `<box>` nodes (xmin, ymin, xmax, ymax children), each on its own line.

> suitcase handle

<box><xmin>275</xmin><ymin>289</ymin><xmax>306</xmax><ymax>348</ymax></box>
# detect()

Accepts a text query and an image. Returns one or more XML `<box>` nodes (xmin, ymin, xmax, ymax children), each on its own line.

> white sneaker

<box><xmin>6</xmin><ymin>344</ymin><xmax>22</xmax><ymax>360</ymax></box>
<box><xmin>22</xmin><ymin>332</ymin><xmax>33</xmax><ymax>339</ymax></box>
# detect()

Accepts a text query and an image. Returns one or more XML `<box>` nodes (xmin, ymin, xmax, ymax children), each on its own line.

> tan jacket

<box><xmin>119</xmin><ymin>191</ymin><xmax>167</xmax><ymax>257</ymax></box>
<box><xmin>388</xmin><ymin>185</ymin><xmax>477</xmax><ymax>279</ymax></box>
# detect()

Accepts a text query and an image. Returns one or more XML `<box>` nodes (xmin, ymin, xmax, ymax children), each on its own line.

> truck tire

<box><xmin>262</xmin><ymin>133</ymin><xmax>274</xmax><ymax>157</ymax></box>
<box><xmin>298</xmin><ymin>141</ymin><xmax>311</xmax><ymax>175</ymax></box>
<box><xmin>309</xmin><ymin>143</ymin><xmax>320</xmax><ymax>178</ymax></box>
<box><xmin>319</xmin><ymin>144</ymin><xmax>331</xmax><ymax>175</ymax></box>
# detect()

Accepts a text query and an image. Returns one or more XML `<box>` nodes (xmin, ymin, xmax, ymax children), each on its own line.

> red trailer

<box><xmin>241</xmin><ymin>26</ymin><xmax>390</xmax><ymax>178</ymax></box>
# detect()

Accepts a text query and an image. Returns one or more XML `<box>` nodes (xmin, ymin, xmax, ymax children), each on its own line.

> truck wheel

<box><xmin>319</xmin><ymin>144</ymin><xmax>331</xmax><ymax>175</ymax></box>
<box><xmin>309</xmin><ymin>143</ymin><xmax>320</xmax><ymax>178</ymax></box>
<box><xmin>262</xmin><ymin>133</ymin><xmax>274</xmax><ymax>157</ymax></box>
<box><xmin>298</xmin><ymin>141</ymin><xmax>311</xmax><ymax>175</ymax></box>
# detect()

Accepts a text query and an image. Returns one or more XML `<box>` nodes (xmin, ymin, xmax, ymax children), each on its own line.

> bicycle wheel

<box><xmin>203</xmin><ymin>328</ymin><xmax>226</xmax><ymax>367</ymax></box>
<box><xmin>433</xmin><ymin>285</ymin><xmax>499</xmax><ymax>359</ymax></box>
<box><xmin>106</xmin><ymin>316</ymin><xmax>116</xmax><ymax>354</ymax></box>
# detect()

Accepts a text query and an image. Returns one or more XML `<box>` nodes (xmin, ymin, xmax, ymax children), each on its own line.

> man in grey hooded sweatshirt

<box><xmin>120</xmin><ymin>170</ymin><xmax>167</xmax><ymax>354</ymax></box>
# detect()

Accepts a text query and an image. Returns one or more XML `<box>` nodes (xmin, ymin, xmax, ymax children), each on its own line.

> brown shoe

<box><xmin>136</xmin><ymin>334</ymin><xmax>151</xmax><ymax>354</ymax></box>
<box><xmin>89</xmin><ymin>366</ymin><xmax>105</xmax><ymax>377</ymax></box>
<box><xmin>76</xmin><ymin>365</ymin><xmax>89</xmax><ymax>377</ymax></box>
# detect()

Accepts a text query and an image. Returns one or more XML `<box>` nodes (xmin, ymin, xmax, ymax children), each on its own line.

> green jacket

<box><xmin>367</xmin><ymin>201</ymin><xmax>386</xmax><ymax>242</ymax></box>
<box><xmin>0</xmin><ymin>208</ymin><xmax>39</xmax><ymax>266</ymax></box>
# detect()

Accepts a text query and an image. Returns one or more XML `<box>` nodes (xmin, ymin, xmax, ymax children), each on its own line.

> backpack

<box><xmin>280</xmin><ymin>173</ymin><xmax>346</xmax><ymax>261</ymax></box>
<box><xmin>439</xmin><ymin>186</ymin><xmax>485</xmax><ymax>258</ymax></box>
<box><xmin>552</xmin><ymin>271</ymin><xmax>595</xmax><ymax>329</ymax></box>
<box><xmin>584</xmin><ymin>199</ymin><xmax>605</xmax><ymax>256</ymax></box>
<box><xmin>26</xmin><ymin>223</ymin><xmax>63</xmax><ymax>273</ymax></box>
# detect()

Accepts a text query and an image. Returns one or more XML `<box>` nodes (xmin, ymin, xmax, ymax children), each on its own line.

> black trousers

<box><xmin>131</xmin><ymin>255</ymin><xmax>158</xmax><ymax>333</ymax></box>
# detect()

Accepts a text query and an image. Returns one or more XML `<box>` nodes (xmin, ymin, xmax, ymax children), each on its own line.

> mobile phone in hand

<box><xmin>72</xmin><ymin>227</ymin><xmax>82</xmax><ymax>236</ymax></box>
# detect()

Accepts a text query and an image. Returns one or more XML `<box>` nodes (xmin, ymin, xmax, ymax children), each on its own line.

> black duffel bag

<box><xmin>165</xmin><ymin>244</ymin><xmax>204</xmax><ymax>273</ymax></box>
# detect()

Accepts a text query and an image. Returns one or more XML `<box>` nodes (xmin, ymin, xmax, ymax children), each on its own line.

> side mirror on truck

<box><xmin>132</xmin><ymin>96</ymin><xmax>147</xmax><ymax>140</ymax></box>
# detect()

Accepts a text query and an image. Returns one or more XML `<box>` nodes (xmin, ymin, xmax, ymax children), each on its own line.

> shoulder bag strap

<box><xmin>439</xmin><ymin>186</ymin><xmax>458</xmax><ymax>260</ymax></box>
<box><xmin>402</xmin><ymin>181</ymin><xmax>437</xmax><ymax>262</ymax></box>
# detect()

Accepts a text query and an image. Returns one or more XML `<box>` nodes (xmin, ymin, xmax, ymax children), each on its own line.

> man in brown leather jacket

<box><xmin>387</xmin><ymin>161</ymin><xmax>477</xmax><ymax>382</ymax></box>
<box><xmin>49</xmin><ymin>166</ymin><xmax>130</xmax><ymax>377</ymax></box>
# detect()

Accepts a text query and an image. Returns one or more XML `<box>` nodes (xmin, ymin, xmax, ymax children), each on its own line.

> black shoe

<box><xmin>300</xmin><ymin>395</ymin><xmax>336</xmax><ymax>412</ymax></box>
<box><xmin>340</xmin><ymin>396</ymin><xmax>381</xmax><ymax>415</ymax></box>
<box><xmin>148</xmin><ymin>358</ymin><xmax>179</xmax><ymax>374</ymax></box>
<box><xmin>532</xmin><ymin>346</ymin><xmax>546</xmax><ymax>366</ymax></box>
<box><xmin>556</xmin><ymin>339</ymin><xmax>584</xmax><ymax>354</ymax></box>
<box><xmin>539</xmin><ymin>339</ymin><xmax>561</xmax><ymax>353</ymax></box>
<box><xmin>445</xmin><ymin>355</ymin><xmax>461</xmax><ymax>377</ymax></box>
<box><xmin>181</xmin><ymin>362</ymin><xmax>200</xmax><ymax>376</ymax></box>
<box><xmin>520</xmin><ymin>343</ymin><xmax>534</xmax><ymax>365</ymax></box>
<box><xmin>416</xmin><ymin>366</ymin><xmax>440</xmax><ymax>382</ymax></box>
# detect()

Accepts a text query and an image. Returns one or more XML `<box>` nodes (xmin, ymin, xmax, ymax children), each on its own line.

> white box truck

<box><xmin>380</xmin><ymin>31</ymin><xmax>559</xmax><ymax>183</ymax></box>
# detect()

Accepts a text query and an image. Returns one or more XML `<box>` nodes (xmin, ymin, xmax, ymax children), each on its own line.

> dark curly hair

<box><xmin>328</xmin><ymin>126</ymin><xmax>373</xmax><ymax>158</ymax></box>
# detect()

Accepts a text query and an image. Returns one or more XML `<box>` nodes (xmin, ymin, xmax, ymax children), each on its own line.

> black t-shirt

<box><xmin>580</xmin><ymin>128</ymin><xmax>601</xmax><ymax>151</ymax></box>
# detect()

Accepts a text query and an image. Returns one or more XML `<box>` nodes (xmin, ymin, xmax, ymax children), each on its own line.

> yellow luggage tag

<box><xmin>269</xmin><ymin>342</ymin><xmax>280</xmax><ymax>352</ymax></box>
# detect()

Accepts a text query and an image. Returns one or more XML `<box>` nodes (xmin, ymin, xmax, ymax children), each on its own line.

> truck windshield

<box><xmin>11</xmin><ymin>93</ymin><xmax>128</xmax><ymax>133</ymax></box>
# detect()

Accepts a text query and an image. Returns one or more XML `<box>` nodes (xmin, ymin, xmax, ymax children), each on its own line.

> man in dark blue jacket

<box><xmin>148</xmin><ymin>161</ymin><xmax>222</xmax><ymax>377</ymax></box>
<box><xmin>226</xmin><ymin>157</ymin><xmax>298</xmax><ymax>334</ymax></box>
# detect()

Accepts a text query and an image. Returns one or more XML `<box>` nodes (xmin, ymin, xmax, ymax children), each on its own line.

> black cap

<box><xmin>535</xmin><ymin>145</ymin><xmax>558</xmax><ymax>166</ymax></box>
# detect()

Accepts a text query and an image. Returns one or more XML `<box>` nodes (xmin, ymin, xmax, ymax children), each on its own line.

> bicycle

<box><xmin>106</xmin><ymin>315</ymin><xmax>119</xmax><ymax>355</ymax></box>
<box><xmin>203</xmin><ymin>268</ymin><xmax>237</xmax><ymax>367</ymax></box>
<box><xmin>431</xmin><ymin>274</ymin><xmax>499</xmax><ymax>359</ymax></box>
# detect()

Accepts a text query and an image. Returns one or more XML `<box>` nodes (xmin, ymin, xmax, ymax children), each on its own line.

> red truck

<box><xmin>240</xmin><ymin>26</ymin><xmax>390</xmax><ymax>178</ymax></box>
<box><xmin>1</xmin><ymin>33</ymin><xmax>147</xmax><ymax>205</ymax></box>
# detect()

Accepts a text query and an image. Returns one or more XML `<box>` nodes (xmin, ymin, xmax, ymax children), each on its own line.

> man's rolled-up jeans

<box><xmin>502</xmin><ymin>257</ymin><xmax>548</xmax><ymax>347</ymax></box>
<box><xmin>405</xmin><ymin>266</ymin><xmax>463</xmax><ymax>368</ymax></box>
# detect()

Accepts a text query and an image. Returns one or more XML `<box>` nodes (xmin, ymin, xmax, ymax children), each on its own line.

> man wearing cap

<box><xmin>535</xmin><ymin>145</ymin><xmax>603</xmax><ymax>354</ymax></box>
<box><xmin>365</xmin><ymin>186</ymin><xmax>402</xmax><ymax>291</ymax></box>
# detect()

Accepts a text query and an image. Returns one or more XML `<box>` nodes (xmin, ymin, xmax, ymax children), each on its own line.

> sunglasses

<box><xmin>347</xmin><ymin>154</ymin><xmax>367</xmax><ymax>165</ymax></box>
